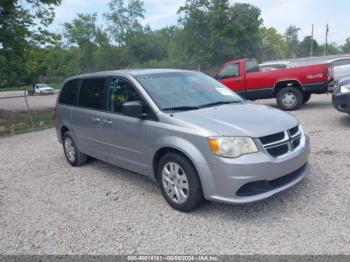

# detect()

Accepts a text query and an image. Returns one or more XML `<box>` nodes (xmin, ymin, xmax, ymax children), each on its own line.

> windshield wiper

<box><xmin>162</xmin><ymin>106</ymin><xmax>200</xmax><ymax>112</ymax></box>
<box><xmin>199</xmin><ymin>100</ymin><xmax>241</xmax><ymax>108</ymax></box>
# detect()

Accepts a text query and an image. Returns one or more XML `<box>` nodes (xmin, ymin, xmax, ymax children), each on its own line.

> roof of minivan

<box><xmin>64</xmin><ymin>68</ymin><xmax>195</xmax><ymax>82</ymax></box>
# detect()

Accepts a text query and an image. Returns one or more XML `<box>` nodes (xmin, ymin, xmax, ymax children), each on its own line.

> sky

<box><xmin>51</xmin><ymin>0</ymin><xmax>350</xmax><ymax>45</ymax></box>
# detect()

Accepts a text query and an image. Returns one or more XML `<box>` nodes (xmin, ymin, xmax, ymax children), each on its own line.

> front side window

<box><xmin>78</xmin><ymin>78</ymin><xmax>105</xmax><ymax>110</ymax></box>
<box><xmin>59</xmin><ymin>79</ymin><xmax>79</xmax><ymax>105</ymax></box>
<box><xmin>217</xmin><ymin>63</ymin><xmax>240</xmax><ymax>79</ymax></box>
<box><xmin>135</xmin><ymin>71</ymin><xmax>243</xmax><ymax>111</ymax></box>
<box><xmin>107</xmin><ymin>78</ymin><xmax>141</xmax><ymax>113</ymax></box>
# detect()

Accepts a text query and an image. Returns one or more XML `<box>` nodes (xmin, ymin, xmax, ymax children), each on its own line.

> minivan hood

<box><xmin>172</xmin><ymin>102</ymin><xmax>299</xmax><ymax>138</ymax></box>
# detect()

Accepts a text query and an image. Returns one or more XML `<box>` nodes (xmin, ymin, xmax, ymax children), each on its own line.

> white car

<box><xmin>33</xmin><ymin>84</ymin><xmax>55</xmax><ymax>95</ymax></box>
<box><xmin>259</xmin><ymin>62</ymin><xmax>296</xmax><ymax>72</ymax></box>
<box><xmin>327</xmin><ymin>58</ymin><xmax>350</xmax><ymax>81</ymax></box>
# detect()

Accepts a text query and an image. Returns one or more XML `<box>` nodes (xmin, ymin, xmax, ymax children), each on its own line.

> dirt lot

<box><xmin>0</xmin><ymin>91</ymin><xmax>58</xmax><ymax>112</ymax></box>
<box><xmin>0</xmin><ymin>94</ymin><xmax>349</xmax><ymax>255</ymax></box>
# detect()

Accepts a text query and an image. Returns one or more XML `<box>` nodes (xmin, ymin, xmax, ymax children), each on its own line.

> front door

<box><xmin>96</xmin><ymin>77</ymin><xmax>152</xmax><ymax>175</ymax></box>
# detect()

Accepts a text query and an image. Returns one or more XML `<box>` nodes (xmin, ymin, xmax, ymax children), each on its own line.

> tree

<box><xmin>296</xmin><ymin>36</ymin><xmax>319</xmax><ymax>58</ymax></box>
<box><xmin>319</xmin><ymin>42</ymin><xmax>341</xmax><ymax>56</ymax></box>
<box><xmin>259</xmin><ymin>27</ymin><xmax>287</xmax><ymax>61</ymax></box>
<box><xmin>177</xmin><ymin>0</ymin><xmax>262</xmax><ymax>70</ymax></box>
<box><xmin>342</xmin><ymin>38</ymin><xmax>350</xmax><ymax>53</ymax></box>
<box><xmin>285</xmin><ymin>25</ymin><xmax>300</xmax><ymax>58</ymax></box>
<box><xmin>104</xmin><ymin>0</ymin><xmax>145</xmax><ymax>46</ymax></box>
<box><xmin>63</xmin><ymin>13</ymin><xmax>109</xmax><ymax>72</ymax></box>
<box><xmin>0</xmin><ymin>0</ymin><xmax>62</xmax><ymax>87</ymax></box>
<box><xmin>126</xmin><ymin>26</ymin><xmax>176</xmax><ymax>65</ymax></box>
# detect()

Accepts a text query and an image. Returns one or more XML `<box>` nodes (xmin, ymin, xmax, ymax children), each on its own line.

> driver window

<box><xmin>107</xmin><ymin>78</ymin><xmax>141</xmax><ymax>113</ymax></box>
<box><xmin>217</xmin><ymin>63</ymin><xmax>240</xmax><ymax>79</ymax></box>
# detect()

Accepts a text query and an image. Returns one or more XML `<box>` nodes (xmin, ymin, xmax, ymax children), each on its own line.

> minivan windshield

<box><xmin>135</xmin><ymin>72</ymin><xmax>243</xmax><ymax>111</ymax></box>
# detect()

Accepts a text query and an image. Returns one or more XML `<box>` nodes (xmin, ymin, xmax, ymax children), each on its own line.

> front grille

<box><xmin>293</xmin><ymin>137</ymin><xmax>301</xmax><ymax>148</ymax></box>
<box><xmin>289</xmin><ymin>126</ymin><xmax>299</xmax><ymax>137</ymax></box>
<box><xmin>259</xmin><ymin>132</ymin><xmax>285</xmax><ymax>145</ymax></box>
<box><xmin>259</xmin><ymin>125</ymin><xmax>302</xmax><ymax>158</ymax></box>
<box><xmin>267</xmin><ymin>144</ymin><xmax>289</xmax><ymax>157</ymax></box>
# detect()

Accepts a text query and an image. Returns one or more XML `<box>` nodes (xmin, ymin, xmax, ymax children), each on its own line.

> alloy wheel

<box><xmin>281</xmin><ymin>93</ymin><xmax>297</xmax><ymax>108</ymax></box>
<box><xmin>161</xmin><ymin>162</ymin><xmax>189</xmax><ymax>204</ymax></box>
<box><xmin>64</xmin><ymin>137</ymin><xmax>76</xmax><ymax>163</ymax></box>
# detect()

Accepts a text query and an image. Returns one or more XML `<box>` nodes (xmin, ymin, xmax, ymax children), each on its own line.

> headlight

<box><xmin>298</xmin><ymin>123</ymin><xmax>304</xmax><ymax>135</ymax></box>
<box><xmin>340</xmin><ymin>84</ymin><xmax>350</xmax><ymax>94</ymax></box>
<box><xmin>298</xmin><ymin>123</ymin><xmax>306</xmax><ymax>146</ymax></box>
<box><xmin>208</xmin><ymin>137</ymin><xmax>258</xmax><ymax>158</ymax></box>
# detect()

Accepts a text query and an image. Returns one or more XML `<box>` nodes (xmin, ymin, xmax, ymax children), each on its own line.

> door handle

<box><xmin>92</xmin><ymin>116</ymin><xmax>101</xmax><ymax>123</ymax></box>
<box><xmin>103</xmin><ymin>119</ymin><xmax>113</xmax><ymax>125</ymax></box>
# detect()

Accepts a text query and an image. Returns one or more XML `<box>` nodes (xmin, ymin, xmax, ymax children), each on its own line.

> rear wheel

<box><xmin>63</xmin><ymin>131</ymin><xmax>88</xmax><ymax>167</ymax></box>
<box><xmin>276</xmin><ymin>87</ymin><xmax>303</xmax><ymax>111</ymax></box>
<box><xmin>302</xmin><ymin>93</ymin><xmax>312</xmax><ymax>104</ymax></box>
<box><xmin>157</xmin><ymin>153</ymin><xmax>203</xmax><ymax>212</ymax></box>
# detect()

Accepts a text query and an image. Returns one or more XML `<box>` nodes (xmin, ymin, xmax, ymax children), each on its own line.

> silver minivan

<box><xmin>56</xmin><ymin>69</ymin><xmax>310</xmax><ymax>212</ymax></box>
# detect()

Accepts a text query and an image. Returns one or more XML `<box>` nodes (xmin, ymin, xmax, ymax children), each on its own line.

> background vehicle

<box><xmin>56</xmin><ymin>69</ymin><xmax>310</xmax><ymax>212</ymax></box>
<box><xmin>333</xmin><ymin>77</ymin><xmax>350</xmax><ymax>115</ymax></box>
<box><xmin>327</xmin><ymin>58</ymin><xmax>350</xmax><ymax>81</ymax></box>
<box><xmin>215</xmin><ymin>58</ymin><xmax>334</xmax><ymax>110</ymax></box>
<box><xmin>259</xmin><ymin>61</ymin><xmax>296</xmax><ymax>72</ymax></box>
<box><xmin>28</xmin><ymin>84</ymin><xmax>55</xmax><ymax>95</ymax></box>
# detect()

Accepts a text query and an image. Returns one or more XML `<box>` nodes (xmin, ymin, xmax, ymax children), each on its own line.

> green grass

<box><xmin>0</xmin><ymin>83</ymin><xmax>61</xmax><ymax>92</ymax></box>
<box><xmin>1</xmin><ymin>110</ymin><xmax>55</xmax><ymax>136</ymax></box>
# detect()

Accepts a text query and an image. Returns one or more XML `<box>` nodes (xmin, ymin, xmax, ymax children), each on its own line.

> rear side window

<box><xmin>245</xmin><ymin>59</ymin><xmax>259</xmax><ymax>72</ymax></box>
<box><xmin>59</xmin><ymin>79</ymin><xmax>79</xmax><ymax>105</ymax></box>
<box><xmin>78</xmin><ymin>78</ymin><xmax>106</xmax><ymax>110</ymax></box>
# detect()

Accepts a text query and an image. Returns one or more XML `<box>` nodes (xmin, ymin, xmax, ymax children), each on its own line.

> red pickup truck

<box><xmin>215</xmin><ymin>58</ymin><xmax>334</xmax><ymax>110</ymax></box>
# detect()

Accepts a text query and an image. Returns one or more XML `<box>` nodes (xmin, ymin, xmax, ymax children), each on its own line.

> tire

<box><xmin>276</xmin><ymin>87</ymin><xmax>303</xmax><ymax>111</ymax></box>
<box><xmin>62</xmin><ymin>131</ymin><xmax>88</xmax><ymax>167</ymax></box>
<box><xmin>302</xmin><ymin>93</ymin><xmax>312</xmax><ymax>104</ymax></box>
<box><xmin>157</xmin><ymin>153</ymin><xmax>203</xmax><ymax>212</ymax></box>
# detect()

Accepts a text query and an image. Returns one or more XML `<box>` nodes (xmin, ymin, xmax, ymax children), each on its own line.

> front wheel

<box><xmin>63</xmin><ymin>131</ymin><xmax>88</xmax><ymax>167</ymax></box>
<box><xmin>157</xmin><ymin>153</ymin><xmax>203</xmax><ymax>212</ymax></box>
<box><xmin>276</xmin><ymin>87</ymin><xmax>303</xmax><ymax>111</ymax></box>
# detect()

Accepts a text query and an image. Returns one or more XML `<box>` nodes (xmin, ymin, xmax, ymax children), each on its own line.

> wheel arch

<box><xmin>273</xmin><ymin>79</ymin><xmax>304</xmax><ymax>96</ymax></box>
<box><xmin>153</xmin><ymin>147</ymin><xmax>199</xmax><ymax>180</ymax></box>
<box><xmin>60</xmin><ymin>126</ymin><xmax>70</xmax><ymax>140</ymax></box>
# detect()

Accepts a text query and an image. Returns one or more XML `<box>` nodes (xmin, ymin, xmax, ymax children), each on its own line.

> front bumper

<box><xmin>198</xmin><ymin>136</ymin><xmax>311</xmax><ymax>204</ymax></box>
<box><xmin>332</xmin><ymin>92</ymin><xmax>350</xmax><ymax>114</ymax></box>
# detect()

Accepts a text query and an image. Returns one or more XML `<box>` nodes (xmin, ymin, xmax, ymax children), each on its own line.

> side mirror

<box><xmin>121</xmin><ymin>101</ymin><xmax>146</xmax><ymax>118</ymax></box>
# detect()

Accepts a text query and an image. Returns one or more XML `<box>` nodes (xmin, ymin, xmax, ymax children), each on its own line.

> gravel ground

<box><xmin>0</xmin><ymin>94</ymin><xmax>349</xmax><ymax>255</ymax></box>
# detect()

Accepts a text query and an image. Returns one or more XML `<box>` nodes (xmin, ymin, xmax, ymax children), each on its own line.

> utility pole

<box><xmin>310</xmin><ymin>24</ymin><xmax>314</xmax><ymax>57</ymax></box>
<box><xmin>324</xmin><ymin>23</ymin><xmax>329</xmax><ymax>56</ymax></box>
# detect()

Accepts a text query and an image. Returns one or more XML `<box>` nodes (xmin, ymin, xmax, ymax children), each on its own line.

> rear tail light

<box><xmin>328</xmin><ymin>65</ymin><xmax>334</xmax><ymax>81</ymax></box>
